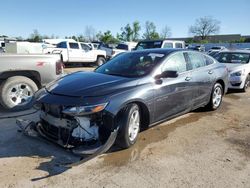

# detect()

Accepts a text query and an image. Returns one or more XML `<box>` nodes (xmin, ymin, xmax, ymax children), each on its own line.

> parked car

<box><xmin>98</xmin><ymin>43</ymin><xmax>114</xmax><ymax>59</ymax></box>
<box><xmin>188</xmin><ymin>45</ymin><xmax>206</xmax><ymax>52</ymax></box>
<box><xmin>134</xmin><ymin>40</ymin><xmax>185</xmax><ymax>50</ymax></box>
<box><xmin>0</xmin><ymin>54</ymin><xmax>63</xmax><ymax>110</ymax></box>
<box><xmin>208</xmin><ymin>46</ymin><xmax>226</xmax><ymax>54</ymax></box>
<box><xmin>18</xmin><ymin>49</ymin><xmax>228</xmax><ymax>158</ymax></box>
<box><xmin>48</xmin><ymin>41</ymin><xmax>107</xmax><ymax>66</ymax></box>
<box><xmin>215</xmin><ymin>50</ymin><xmax>250</xmax><ymax>91</ymax></box>
<box><xmin>111</xmin><ymin>42</ymin><xmax>137</xmax><ymax>58</ymax></box>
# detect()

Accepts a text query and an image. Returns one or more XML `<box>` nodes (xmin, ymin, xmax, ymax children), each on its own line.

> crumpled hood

<box><xmin>46</xmin><ymin>71</ymin><xmax>138</xmax><ymax>97</ymax></box>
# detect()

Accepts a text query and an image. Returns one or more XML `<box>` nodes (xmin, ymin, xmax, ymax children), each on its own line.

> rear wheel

<box><xmin>206</xmin><ymin>83</ymin><xmax>223</xmax><ymax>110</ymax></box>
<box><xmin>96</xmin><ymin>56</ymin><xmax>106</xmax><ymax>66</ymax></box>
<box><xmin>117</xmin><ymin>104</ymin><xmax>141</xmax><ymax>149</ymax></box>
<box><xmin>242</xmin><ymin>75</ymin><xmax>250</xmax><ymax>92</ymax></box>
<box><xmin>0</xmin><ymin>76</ymin><xmax>38</xmax><ymax>110</ymax></box>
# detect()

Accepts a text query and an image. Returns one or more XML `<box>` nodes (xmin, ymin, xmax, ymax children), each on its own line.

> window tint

<box><xmin>56</xmin><ymin>42</ymin><xmax>67</xmax><ymax>48</ymax></box>
<box><xmin>69</xmin><ymin>42</ymin><xmax>79</xmax><ymax>49</ymax></box>
<box><xmin>187</xmin><ymin>52</ymin><xmax>206</xmax><ymax>69</ymax></box>
<box><xmin>163</xmin><ymin>42</ymin><xmax>173</xmax><ymax>48</ymax></box>
<box><xmin>175</xmin><ymin>43</ymin><xmax>183</xmax><ymax>48</ymax></box>
<box><xmin>162</xmin><ymin>52</ymin><xmax>187</xmax><ymax>73</ymax></box>
<box><xmin>217</xmin><ymin>53</ymin><xmax>250</xmax><ymax>64</ymax></box>
<box><xmin>81</xmin><ymin>43</ymin><xmax>91</xmax><ymax>51</ymax></box>
<box><xmin>95</xmin><ymin>52</ymin><xmax>166</xmax><ymax>77</ymax></box>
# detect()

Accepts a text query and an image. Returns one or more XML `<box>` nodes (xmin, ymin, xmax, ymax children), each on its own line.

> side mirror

<box><xmin>155</xmin><ymin>70</ymin><xmax>178</xmax><ymax>80</ymax></box>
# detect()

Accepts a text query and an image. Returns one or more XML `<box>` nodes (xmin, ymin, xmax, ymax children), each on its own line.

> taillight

<box><xmin>56</xmin><ymin>60</ymin><xmax>63</xmax><ymax>75</ymax></box>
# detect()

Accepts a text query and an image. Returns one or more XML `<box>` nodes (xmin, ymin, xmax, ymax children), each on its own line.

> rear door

<box><xmin>186</xmin><ymin>52</ymin><xmax>215</xmax><ymax>108</ymax></box>
<box><xmin>80</xmin><ymin>43</ymin><xmax>95</xmax><ymax>62</ymax></box>
<box><xmin>153</xmin><ymin>51</ymin><xmax>194</xmax><ymax>122</ymax></box>
<box><xmin>68</xmin><ymin>42</ymin><xmax>82</xmax><ymax>62</ymax></box>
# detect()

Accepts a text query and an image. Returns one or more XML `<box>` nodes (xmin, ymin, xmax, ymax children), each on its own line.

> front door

<box><xmin>153</xmin><ymin>51</ymin><xmax>194</xmax><ymax>122</ymax></box>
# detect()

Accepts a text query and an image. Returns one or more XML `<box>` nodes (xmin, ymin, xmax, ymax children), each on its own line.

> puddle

<box><xmin>100</xmin><ymin>102</ymin><xmax>229</xmax><ymax>167</ymax></box>
<box><xmin>225</xmin><ymin>94</ymin><xmax>241</xmax><ymax>100</ymax></box>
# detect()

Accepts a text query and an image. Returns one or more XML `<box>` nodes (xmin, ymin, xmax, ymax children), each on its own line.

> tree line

<box><xmin>5</xmin><ymin>16</ymin><xmax>248</xmax><ymax>44</ymax></box>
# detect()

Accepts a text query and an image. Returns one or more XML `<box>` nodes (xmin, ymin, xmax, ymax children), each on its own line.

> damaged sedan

<box><xmin>17</xmin><ymin>49</ymin><xmax>228</xmax><ymax>157</ymax></box>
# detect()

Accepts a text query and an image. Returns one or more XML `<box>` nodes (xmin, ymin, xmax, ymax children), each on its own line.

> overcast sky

<box><xmin>1</xmin><ymin>0</ymin><xmax>249</xmax><ymax>38</ymax></box>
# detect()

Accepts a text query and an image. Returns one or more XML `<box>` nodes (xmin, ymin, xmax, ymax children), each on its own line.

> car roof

<box><xmin>131</xmin><ymin>48</ymin><xmax>185</xmax><ymax>55</ymax></box>
<box><xmin>218</xmin><ymin>49</ymin><xmax>250</xmax><ymax>54</ymax></box>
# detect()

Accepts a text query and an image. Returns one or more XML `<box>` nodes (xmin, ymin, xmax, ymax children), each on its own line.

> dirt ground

<box><xmin>0</xmin><ymin>67</ymin><xmax>249</xmax><ymax>188</ymax></box>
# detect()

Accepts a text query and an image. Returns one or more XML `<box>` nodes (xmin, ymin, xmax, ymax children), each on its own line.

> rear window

<box><xmin>175</xmin><ymin>43</ymin><xmax>183</xmax><ymax>48</ymax></box>
<box><xmin>69</xmin><ymin>42</ymin><xmax>79</xmax><ymax>49</ymax></box>
<box><xmin>187</xmin><ymin>52</ymin><xmax>206</xmax><ymax>69</ymax></box>
<box><xmin>135</xmin><ymin>41</ymin><xmax>163</xmax><ymax>50</ymax></box>
<box><xmin>217</xmin><ymin>53</ymin><xmax>250</xmax><ymax>64</ymax></box>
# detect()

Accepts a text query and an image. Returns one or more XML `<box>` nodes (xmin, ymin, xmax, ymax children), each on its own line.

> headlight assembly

<box><xmin>230</xmin><ymin>70</ymin><xmax>244</xmax><ymax>77</ymax></box>
<box><xmin>62</xmin><ymin>103</ymin><xmax>108</xmax><ymax>116</ymax></box>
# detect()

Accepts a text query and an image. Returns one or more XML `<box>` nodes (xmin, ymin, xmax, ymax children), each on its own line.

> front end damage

<box><xmin>16</xmin><ymin>102</ymin><xmax>119</xmax><ymax>161</ymax></box>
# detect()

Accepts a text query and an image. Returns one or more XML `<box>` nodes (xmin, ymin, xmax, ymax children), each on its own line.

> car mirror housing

<box><xmin>155</xmin><ymin>70</ymin><xmax>178</xmax><ymax>79</ymax></box>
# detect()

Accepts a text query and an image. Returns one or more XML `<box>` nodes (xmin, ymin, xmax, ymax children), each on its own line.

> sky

<box><xmin>1</xmin><ymin>0</ymin><xmax>250</xmax><ymax>38</ymax></box>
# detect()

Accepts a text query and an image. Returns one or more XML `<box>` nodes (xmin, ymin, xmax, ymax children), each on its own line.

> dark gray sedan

<box><xmin>18</xmin><ymin>49</ymin><xmax>228</xmax><ymax>159</ymax></box>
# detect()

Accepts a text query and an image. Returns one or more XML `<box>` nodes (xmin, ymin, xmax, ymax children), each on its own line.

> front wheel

<box><xmin>242</xmin><ymin>75</ymin><xmax>250</xmax><ymax>92</ymax></box>
<box><xmin>206</xmin><ymin>83</ymin><xmax>223</xmax><ymax>111</ymax></box>
<box><xmin>96</xmin><ymin>57</ymin><xmax>106</xmax><ymax>66</ymax></box>
<box><xmin>117</xmin><ymin>104</ymin><xmax>141</xmax><ymax>149</ymax></box>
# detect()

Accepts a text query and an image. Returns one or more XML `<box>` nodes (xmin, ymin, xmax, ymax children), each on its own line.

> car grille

<box><xmin>41</xmin><ymin>103</ymin><xmax>63</xmax><ymax>117</ymax></box>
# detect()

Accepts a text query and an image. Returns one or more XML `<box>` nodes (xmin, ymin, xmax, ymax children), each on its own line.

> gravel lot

<box><xmin>0</xmin><ymin>67</ymin><xmax>249</xmax><ymax>188</ymax></box>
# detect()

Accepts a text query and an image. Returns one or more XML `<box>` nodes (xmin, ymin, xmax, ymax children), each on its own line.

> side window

<box><xmin>81</xmin><ymin>43</ymin><xmax>91</xmax><ymax>51</ymax></box>
<box><xmin>204</xmin><ymin>55</ymin><xmax>215</xmax><ymax>65</ymax></box>
<box><xmin>163</xmin><ymin>42</ymin><xmax>173</xmax><ymax>48</ymax></box>
<box><xmin>187</xmin><ymin>52</ymin><xmax>206</xmax><ymax>69</ymax></box>
<box><xmin>57</xmin><ymin>42</ymin><xmax>67</xmax><ymax>48</ymax></box>
<box><xmin>162</xmin><ymin>52</ymin><xmax>187</xmax><ymax>73</ymax></box>
<box><xmin>69</xmin><ymin>42</ymin><xmax>79</xmax><ymax>49</ymax></box>
<box><xmin>175</xmin><ymin>43</ymin><xmax>183</xmax><ymax>48</ymax></box>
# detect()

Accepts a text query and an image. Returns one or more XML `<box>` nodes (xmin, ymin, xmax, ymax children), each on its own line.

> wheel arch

<box><xmin>215</xmin><ymin>79</ymin><xmax>225</xmax><ymax>94</ymax></box>
<box><xmin>0</xmin><ymin>70</ymin><xmax>41</xmax><ymax>88</ymax></box>
<box><xmin>115</xmin><ymin>100</ymin><xmax>150</xmax><ymax>131</ymax></box>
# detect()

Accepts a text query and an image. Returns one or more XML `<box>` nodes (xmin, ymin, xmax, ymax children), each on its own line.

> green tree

<box><xmin>96</xmin><ymin>31</ymin><xmax>119</xmax><ymax>44</ymax></box>
<box><xmin>118</xmin><ymin>21</ymin><xmax>141</xmax><ymax>42</ymax></box>
<box><xmin>28</xmin><ymin>29</ymin><xmax>42</xmax><ymax>42</ymax></box>
<box><xmin>143</xmin><ymin>21</ymin><xmax>160</xmax><ymax>40</ymax></box>
<box><xmin>132</xmin><ymin>21</ymin><xmax>141</xmax><ymax>41</ymax></box>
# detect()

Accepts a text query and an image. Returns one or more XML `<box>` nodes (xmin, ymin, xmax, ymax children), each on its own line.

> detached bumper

<box><xmin>16</xmin><ymin>118</ymin><xmax>118</xmax><ymax>165</ymax></box>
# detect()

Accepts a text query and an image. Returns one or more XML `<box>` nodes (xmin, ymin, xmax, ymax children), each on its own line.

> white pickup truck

<box><xmin>49</xmin><ymin>41</ymin><xmax>107</xmax><ymax>66</ymax></box>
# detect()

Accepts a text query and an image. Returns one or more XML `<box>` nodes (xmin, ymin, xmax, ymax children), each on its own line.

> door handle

<box><xmin>185</xmin><ymin>77</ymin><xmax>192</xmax><ymax>81</ymax></box>
<box><xmin>208</xmin><ymin>70</ymin><xmax>213</xmax><ymax>74</ymax></box>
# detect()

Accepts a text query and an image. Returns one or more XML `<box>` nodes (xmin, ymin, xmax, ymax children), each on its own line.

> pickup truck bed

<box><xmin>0</xmin><ymin>54</ymin><xmax>63</xmax><ymax>110</ymax></box>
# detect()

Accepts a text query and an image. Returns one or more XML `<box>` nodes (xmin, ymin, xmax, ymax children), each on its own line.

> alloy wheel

<box><xmin>128</xmin><ymin>109</ymin><xmax>140</xmax><ymax>142</ymax></box>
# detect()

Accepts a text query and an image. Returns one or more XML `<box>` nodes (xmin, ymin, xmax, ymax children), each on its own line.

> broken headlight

<box><xmin>62</xmin><ymin>103</ymin><xmax>108</xmax><ymax>116</ymax></box>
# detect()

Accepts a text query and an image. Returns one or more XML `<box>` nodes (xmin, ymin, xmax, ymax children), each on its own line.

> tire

<box><xmin>117</xmin><ymin>104</ymin><xmax>141</xmax><ymax>149</ymax></box>
<box><xmin>0</xmin><ymin>76</ymin><xmax>38</xmax><ymax>110</ymax></box>
<box><xmin>206</xmin><ymin>83</ymin><xmax>223</xmax><ymax>111</ymax></box>
<box><xmin>242</xmin><ymin>75</ymin><xmax>250</xmax><ymax>92</ymax></box>
<box><xmin>96</xmin><ymin>56</ymin><xmax>106</xmax><ymax>66</ymax></box>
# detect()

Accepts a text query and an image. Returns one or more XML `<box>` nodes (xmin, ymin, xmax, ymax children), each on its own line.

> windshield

<box><xmin>135</xmin><ymin>41</ymin><xmax>162</xmax><ymax>50</ymax></box>
<box><xmin>95</xmin><ymin>52</ymin><xmax>166</xmax><ymax>77</ymax></box>
<box><xmin>217</xmin><ymin>53</ymin><xmax>250</xmax><ymax>64</ymax></box>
